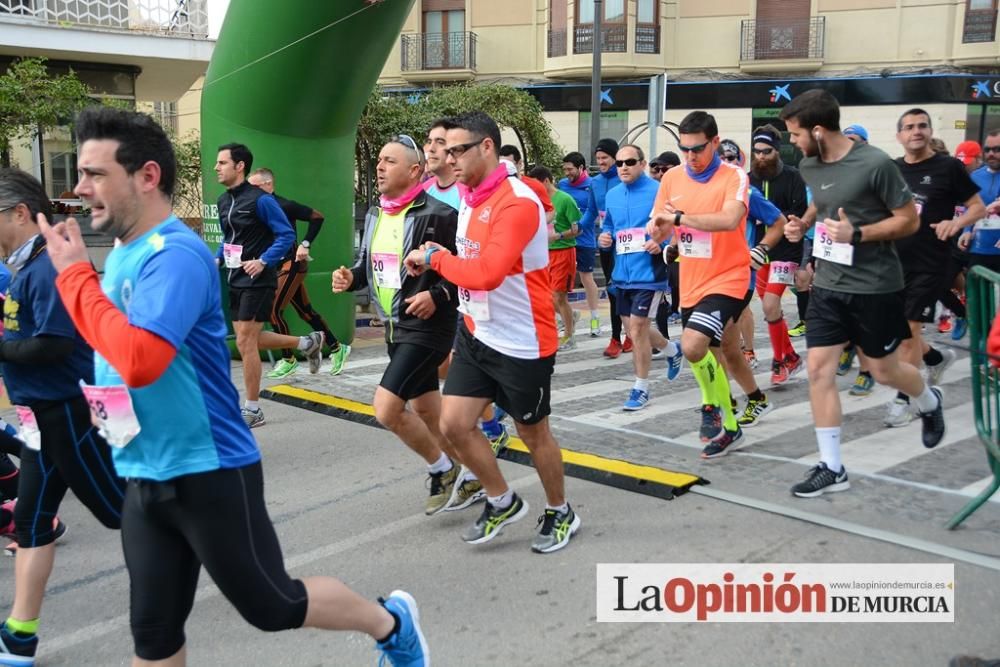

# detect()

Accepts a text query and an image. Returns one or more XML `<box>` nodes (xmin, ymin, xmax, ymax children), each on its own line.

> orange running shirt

<box><xmin>652</xmin><ymin>162</ymin><xmax>750</xmax><ymax>308</ymax></box>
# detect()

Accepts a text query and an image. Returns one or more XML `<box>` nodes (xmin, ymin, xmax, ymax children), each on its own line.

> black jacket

<box><xmin>217</xmin><ymin>181</ymin><xmax>294</xmax><ymax>288</ymax></box>
<box><xmin>750</xmin><ymin>164</ymin><xmax>808</xmax><ymax>262</ymax></box>
<box><xmin>352</xmin><ymin>191</ymin><xmax>459</xmax><ymax>353</ymax></box>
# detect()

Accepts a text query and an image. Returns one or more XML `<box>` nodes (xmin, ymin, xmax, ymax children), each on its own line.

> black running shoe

<box><xmin>918</xmin><ymin>386</ymin><xmax>946</xmax><ymax>449</ymax></box>
<box><xmin>0</xmin><ymin>622</ymin><xmax>37</xmax><ymax>665</ymax></box>
<box><xmin>700</xmin><ymin>426</ymin><xmax>744</xmax><ymax>459</ymax></box>
<box><xmin>791</xmin><ymin>462</ymin><xmax>850</xmax><ymax>498</ymax></box>
<box><xmin>699</xmin><ymin>404</ymin><xmax>722</xmax><ymax>442</ymax></box>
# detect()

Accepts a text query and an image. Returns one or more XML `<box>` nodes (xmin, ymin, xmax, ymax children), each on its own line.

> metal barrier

<box><xmin>948</xmin><ymin>265</ymin><xmax>1000</xmax><ymax>528</ymax></box>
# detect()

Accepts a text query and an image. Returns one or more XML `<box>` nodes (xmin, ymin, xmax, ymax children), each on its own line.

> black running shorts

<box><xmin>230</xmin><ymin>287</ymin><xmax>276</xmax><ymax>323</ymax></box>
<box><xmin>380</xmin><ymin>343</ymin><xmax>449</xmax><ymax>401</ymax></box>
<box><xmin>805</xmin><ymin>286</ymin><xmax>912</xmax><ymax>359</ymax></box>
<box><xmin>444</xmin><ymin>325</ymin><xmax>554</xmax><ymax>425</ymax></box>
<box><xmin>681</xmin><ymin>293</ymin><xmax>746</xmax><ymax>347</ymax></box>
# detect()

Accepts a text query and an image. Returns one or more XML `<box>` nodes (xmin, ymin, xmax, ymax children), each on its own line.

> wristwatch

<box><xmin>674</xmin><ymin>211</ymin><xmax>684</xmax><ymax>226</ymax></box>
<box><xmin>850</xmin><ymin>227</ymin><xmax>863</xmax><ymax>245</ymax></box>
<box><xmin>300</xmin><ymin>240</ymin><xmax>311</xmax><ymax>248</ymax></box>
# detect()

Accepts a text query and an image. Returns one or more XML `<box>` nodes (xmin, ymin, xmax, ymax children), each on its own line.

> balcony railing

<box><xmin>635</xmin><ymin>24</ymin><xmax>660</xmax><ymax>54</ymax></box>
<box><xmin>963</xmin><ymin>8</ymin><xmax>998</xmax><ymax>43</ymax></box>
<box><xmin>740</xmin><ymin>16</ymin><xmax>825</xmax><ymax>61</ymax></box>
<box><xmin>548</xmin><ymin>28</ymin><xmax>567</xmax><ymax>57</ymax></box>
<box><xmin>573</xmin><ymin>23</ymin><xmax>627</xmax><ymax>54</ymax></box>
<box><xmin>401</xmin><ymin>31</ymin><xmax>477</xmax><ymax>71</ymax></box>
<box><xmin>0</xmin><ymin>0</ymin><xmax>208</xmax><ymax>38</ymax></box>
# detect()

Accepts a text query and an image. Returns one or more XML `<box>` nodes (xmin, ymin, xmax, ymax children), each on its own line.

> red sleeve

<box><xmin>431</xmin><ymin>199</ymin><xmax>538</xmax><ymax>290</ymax></box>
<box><xmin>54</xmin><ymin>262</ymin><xmax>176</xmax><ymax>387</ymax></box>
<box><xmin>989</xmin><ymin>313</ymin><xmax>1000</xmax><ymax>367</ymax></box>
<box><xmin>524</xmin><ymin>177</ymin><xmax>554</xmax><ymax>212</ymax></box>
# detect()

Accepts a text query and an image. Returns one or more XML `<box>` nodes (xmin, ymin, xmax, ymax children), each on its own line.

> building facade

<box><xmin>377</xmin><ymin>0</ymin><xmax>1000</xmax><ymax>160</ymax></box>
<box><xmin>0</xmin><ymin>0</ymin><xmax>213</xmax><ymax>198</ymax></box>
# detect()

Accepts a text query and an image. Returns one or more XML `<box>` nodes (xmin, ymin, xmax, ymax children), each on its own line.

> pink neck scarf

<box><xmin>380</xmin><ymin>181</ymin><xmax>424</xmax><ymax>215</ymax></box>
<box><xmin>464</xmin><ymin>164</ymin><xmax>510</xmax><ymax>208</ymax></box>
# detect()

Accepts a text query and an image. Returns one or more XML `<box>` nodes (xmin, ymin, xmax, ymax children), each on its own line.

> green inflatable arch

<box><xmin>199</xmin><ymin>0</ymin><xmax>415</xmax><ymax>344</ymax></box>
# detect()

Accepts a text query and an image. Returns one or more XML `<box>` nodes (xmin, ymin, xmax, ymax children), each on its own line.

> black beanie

<box><xmin>595</xmin><ymin>138</ymin><xmax>620</xmax><ymax>158</ymax></box>
<box><xmin>751</xmin><ymin>127</ymin><xmax>781</xmax><ymax>150</ymax></box>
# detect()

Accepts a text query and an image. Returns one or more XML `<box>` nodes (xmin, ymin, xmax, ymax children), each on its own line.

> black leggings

<box><xmin>599</xmin><ymin>250</ymin><xmax>622</xmax><ymax>341</ymax></box>
<box><xmin>123</xmin><ymin>462</ymin><xmax>308</xmax><ymax>660</ymax></box>
<box><xmin>0</xmin><ymin>426</ymin><xmax>20</xmax><ymax>500</ymax></box>
<box><xmin>13</xmin><ymin>396</ymin><xmax>124</xmax><ymax>547</ymax></box>
<box><xmin>271</xmin><ymin>260</ymin><xmax>338</xmax><ymax>359</ymax></box>
<box><xmin>668</xmin><ymin>261</ymin><xmax>680</xmax><ymax>315</ymax></box>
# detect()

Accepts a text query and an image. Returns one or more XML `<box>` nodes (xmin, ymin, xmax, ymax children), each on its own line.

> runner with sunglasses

<box><xmin>647</xmin><ymin>111</ymin><xmax>751</xmax><ymax>458</ymax></box>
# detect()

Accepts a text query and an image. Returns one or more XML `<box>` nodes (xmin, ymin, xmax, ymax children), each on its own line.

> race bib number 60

<box><xmin>678</xmin><ymin>226</ymin><xmax>712</xmax><ymax>258</ymax></box>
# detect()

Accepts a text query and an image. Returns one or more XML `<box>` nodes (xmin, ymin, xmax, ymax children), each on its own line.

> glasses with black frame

<box><xmin>615</xmin><ymin>158</ymin><xmax>641</xmax><ymax>168</ymax></box>
<box><xmin>984</xmin><ymin>146</ymin><xmax>1000</xmax><ymax>154</ymax></box>
<box><xmin>443</xmin><ymin>136</ymin><xmax>486</xmax><ymax>159</ymax></box>
<box><xmin>677</xmin><ymin>141</ymin><xmax>710</xmax><ymax>154</ymax></box>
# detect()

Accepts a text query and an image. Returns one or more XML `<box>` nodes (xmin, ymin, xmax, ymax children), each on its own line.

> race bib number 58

<box><xmin>813</xmin><ymin>222</ymin><xmax>854</xmax><ymax>266</ymax></box>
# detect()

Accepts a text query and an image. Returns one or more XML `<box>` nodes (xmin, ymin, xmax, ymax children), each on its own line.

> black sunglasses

<box><xmin>443</xmin><ymin>137</ymin><xmax>486</xmax><ymax>158</ymax></box>
<box><xmin>615</xmin><ymin>158</ymin><xmax>640</xmax><ymax>167</ymax></box>
<box><xmin>985</xmin><ymin>146</ymin><xmax>1000</xmax><ymax>153</ymax></box>
<box><xmin>678</xmin><ymin>141</ymin><xmax>710</xmax><ymax>154</ymax></box>
<box><xmin>722</xmin><ymin>154</ymin><xmax>739</xmax><ymax>162</ymax></box>
<box><xmin>752</xmin><ymin>148</ymin><xmax>775</xmax><ymax>156</ymax></box>
<box><xmin>651</xmin><ymin>164</ymin><xmax>669</xmax><ymax>172</ymax></box>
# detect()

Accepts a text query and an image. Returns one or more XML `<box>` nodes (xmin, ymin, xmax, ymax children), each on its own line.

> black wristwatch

<box><xmin>674</xmin><ymin>211</ymin><xmax>684</xmax><ymax>226</ymax></box>
<box><xmin>850</xmin><ymin>227</ymin><xmax>863</xmax><ymax>246</ymax></box>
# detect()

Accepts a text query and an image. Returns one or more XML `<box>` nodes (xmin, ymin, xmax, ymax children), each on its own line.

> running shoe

<box><xmin>531</xmin><ymin>505</ymin><xmax>581</xmax><ymax>554</ymax></box>
<box><xmin>665</xmin><ymin>343</ymin><xmax>684</xmax><ymax>382</ymax></box>
<box><xmin>788</xmin><ymin>321</ymin><xmax>807</xmax><ymax>338</ymax></box>
<box><xmin>650</xmin><ymin>347</ymin><xmax>664</xmax><ymax>360</ymax></box>
<box><xmin>926</xmin><ymin>347</ymin><xmax>957</xmax><ymax>386</ymax></box>
<box><xmin>667</xmin><ymin>312</ymin><xmax>682</xmax><ymax>325</ymax></box>
<box><xmin>304</xmin><ymin>331</ymin><xmax>325</xmax><ymax>374</ymax></box>
<box><xmin>622</xmin><ymin>336</ymin><xmax>634</xmax><ymax>353</ymax></box>
<box><xmin>376</xmin><ymin>590</ymin><xmax>429</xmax><ymax>667</ymax></box>
<box><xmin>837</xmin><ymin>346</ymin><xmax>856</xmax><ymax>376</ymax></box>
<box><xmin>951</xmin><ymin>317</ymin><xmax>968</xmax><ymax>340</ymax></box>
<box><xmin>603</xmin><ymin>338</ymin><xmax>623</xmax><ymax>359</ymax></box>
<box><xmin>700</xmin><ymin>426</ymin><xmax>744</xmax><ymax>459</ymax></box>
<box><xmin>918</xmin><ymin>386</ymin><xmax>946</xmax><ymax>449</ymax></box>
<box><xmin>589</xmin><ymin>316</ymin><xmax>602</xmax><ymax>337</ymax></box>
<box><xmin>424</xmin><ymin>465</ymin><xmax>459</xmax><ymax>516</ymax></box>
<box><xmin>266</xmin><ymin>358</ymin><xmax>298</xmax><ymax>379</ymax></box>
<box><xmin>241</xmin><ymin>407</ymin><xmax>265</xmax><ymax>429</ymax></box>
<box><xmin>699</xmin><ymin>404</ymin><xmax>722</xmax><ymax>442</ymax></box>
<box><xmin>558</xmin><ymin>335</ymin><xmax>577</xmax><ymax>352</ymax></box>
<box><xmin>770</xmin><ymin>359</ymin><xmax>790</xmax><ymax>386</ymax></box>
<box><xmin>329</xmin><ymin>343</ymin><xmax>352</xmax><ymax>376</ymax></box>
<box><xmin>0</xmin><ymin>622</ymin><xmax>37</xmax><ymax>666</ymax></box>
<box><xmin>938</xmin><ymin>314</ymin><xmax>952</xmax><ymax>334</ymax></box>
<box><xmin>736</xmin><ymin>396</ymin><xmax>772</xmax><ymax>428</ymax></box>
<box><xmin>849</xmin><ymin>372</ymin><xmax>875</xmax><ymax>397</ymax></box>
<box><xmin>493</xmin><ymin>405</ymin><xmax>508</xmax><ymax>423</ymax></box>
<box><xmin>785</xmin><ymin>354</ymin><xmax>804</xmax><ymax>378</ymax></box>
<box><xmin>461</xmin><ymin>494</ymin><xmax>529</xmax><ymax>544</ymax></box>
<box><xmin>883</xmin><ymin>398</ymin><xmax>913</xmax><ymax>428</ymax></box>
<box><xmin>743</xmin><ymin>349</ymin><xmax>758</xmax><ymax>371</ymax></box>
<box><xmin>791</xmin><ymin>462</ymin><xmax>850</xmax><ymax>498</ymax></box>
<box><xmin>488</xmin><ymin>425</ymin><xmax>510</xmax><ymax>456</ymax></box>
<box><xmin>444</xmin><ymin>473</ymin><xmax>485</xmax><ymax>512</ymax></box>
<box><xmin>623</xmin><ymin>388</ymin><xmax>650</xmax><ymax>411</ymax></box>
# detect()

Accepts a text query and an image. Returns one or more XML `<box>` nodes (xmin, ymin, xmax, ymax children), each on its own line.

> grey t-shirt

<box><xmin>799</xmin><ymin>142</ymin><xmax>913</xmax><ymax>294</ymax></box>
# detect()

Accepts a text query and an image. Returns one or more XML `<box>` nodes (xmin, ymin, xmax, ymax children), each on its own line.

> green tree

<box><xmin>355</xmin><ymin>82</ymin><xmax>563</xmax><ymax>204</ymax></box>
<box><xmin>170</xmin><ymin>130</ymin><xmax>203</xmax><ymax>221</ymax></box>
<box><xmin>0</xmin><ymin>57</ymin><xmax>91</xmax><ymax>167</ymax></box>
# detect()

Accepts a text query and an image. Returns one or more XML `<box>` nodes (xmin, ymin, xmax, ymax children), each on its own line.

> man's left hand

<box><xmin>643</xmin><ymin>239</ymin><xmax>661</xmax><ymax>255</ymax></box>
<box><xmin>37</xmin><ymin>213</ymin><xmax>91</xmax><ymax>273</ymax></box>
<box><xmin>405</xmin><ymin>291</ymin><xmax>437</xmax><ymax>319</ymax></box>
<box><xmin>822</xmin><ymin>207</ymin><xmax>854</xmax><ymax>243</ymax></box>
<box><xmin>295</xmin><ymin>244</ymin><xmax>311</xmax><ymax>262</ymax></box>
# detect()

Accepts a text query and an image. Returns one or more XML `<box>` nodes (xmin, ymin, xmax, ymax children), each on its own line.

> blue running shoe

<box><xmin>492</xmin><ymin>404</ymin><xmax>508</xmax><ymax>423</ymax></box>
<box><xmin>665</xmin><ymin>343</ymin><xmax>684</xmax><ymax>382</ymax></box>
<box><xmin>951</xmin><ymin>317</ymin><xmax>968</xmax><ymax>340</ymax></box>
<box><xmin>0</xmin><ymin>622</ymin><xmax>37</xmax><ymax>667</ymax></box>
<box><xmin>623</xmin><ymin>388</ymin><xmax>649</xmax><ymax>411</ymax></box>
<box><xmin>377</xmin><ymin>591</ymin><xmax>428</xmax><ymax>667</ymax></box>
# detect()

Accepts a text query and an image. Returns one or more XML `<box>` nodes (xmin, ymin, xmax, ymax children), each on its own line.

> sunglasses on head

<box><xmin>678</xmin><ymin>141</ymin><xmax>710</xmax><ymax>154</ymax></box>
<box><xmin>615</xmin><ymin>158</ymin><xmax>640</xmax><ymax>167</ymax></box>
<box><xmin>752</xmin><ymin>147</ymin><xmax>775</xmax><ymax>156</ymax></box>
<box><xmin>391</xmin><ymin>134</ymin><xmax>425</xmax><ymax>163</ymax></box>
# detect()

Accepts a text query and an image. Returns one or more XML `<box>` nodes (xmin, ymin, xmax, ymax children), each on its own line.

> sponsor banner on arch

<box><xmin>597</xmin><ymin>563</ymin><xmax>954</xmax><ymax>623</ymax></box>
